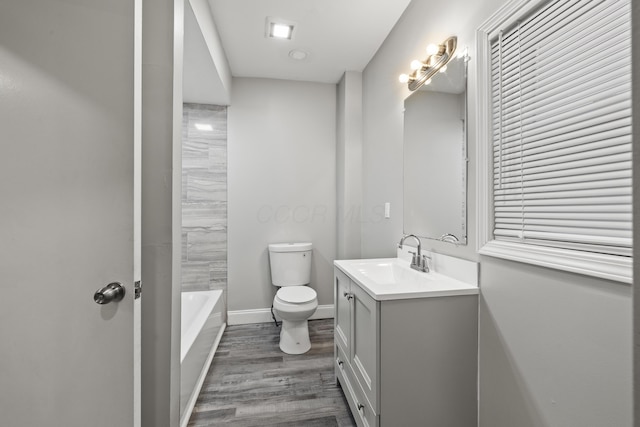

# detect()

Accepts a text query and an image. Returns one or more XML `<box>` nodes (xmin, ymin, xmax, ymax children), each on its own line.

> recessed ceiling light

<box><xmin>265</xmin><ymin>17</ymin><xmax>295</xmax><ymax>40</ymax></box>
<box><xmin>289</xmin><ymin>49</ymin><xmax>308</xmax><ymax>60</ymax></box>
<box><xmin>271</xmin><ymin>23</ymin><xmax>293</xmax><ymax>39</ymax></box>
<box><xmin>194</xmin><ymin>123</ymin><xmax>213</xmax><ymax>131</ymax></box>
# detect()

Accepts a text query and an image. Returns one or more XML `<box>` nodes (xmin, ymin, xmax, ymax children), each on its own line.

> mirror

<box><xmin>403</xmin><ymin>53</ymin><xmax>468</xmax><ymax>245</ymax></box>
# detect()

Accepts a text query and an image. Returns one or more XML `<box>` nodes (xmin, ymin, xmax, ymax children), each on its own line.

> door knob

<box><xmin>94</xmin><ymin>282</ymin><xmax>125</xmax><ymax>304</ymax></box>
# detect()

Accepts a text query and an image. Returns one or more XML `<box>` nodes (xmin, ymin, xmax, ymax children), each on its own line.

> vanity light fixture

<box><xmin>399</xmin><ymin>36</ymin><xmax>457</xmax><ymax>91</ymax></box>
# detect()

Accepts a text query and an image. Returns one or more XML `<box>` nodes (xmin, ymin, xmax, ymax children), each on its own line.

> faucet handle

<box><xmin>421</xmin><ymin>254</ymin><xmax>432</xmax><ymax>272</ymax></box>
<box><xmin>408</xmin><ymin>250</ymin><xmax>417</xmax><ymax>265</ymax></box>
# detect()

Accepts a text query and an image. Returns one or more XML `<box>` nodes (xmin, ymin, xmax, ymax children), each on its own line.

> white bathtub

<box><xmin>180</xmin><ymin>290</ymin><xmax>225</xmax><ymax>427</ymax></box>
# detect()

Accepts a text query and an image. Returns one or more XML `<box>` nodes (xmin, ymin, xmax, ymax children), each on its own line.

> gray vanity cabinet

<box><xmin>334</xmin><ymin>268</ymin><xmax>379</xmax><ymax>426</ymax></box>
<box><xmin>334</xmin><ymin>265</ymin><xmax>479</xmax><ymax>427</ymax></box>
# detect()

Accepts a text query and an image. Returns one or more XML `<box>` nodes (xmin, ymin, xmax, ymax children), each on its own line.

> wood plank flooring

<box><xmin>188</xmin><ymin>319</ymin><xmax>356</xmax><ymax>427</ymax></box>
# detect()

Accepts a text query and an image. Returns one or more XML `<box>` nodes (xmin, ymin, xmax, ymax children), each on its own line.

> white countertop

<box><xmin>334</xmin><ymin>257</ymin><xmax>479</xmax><ymax>301</ymax></box>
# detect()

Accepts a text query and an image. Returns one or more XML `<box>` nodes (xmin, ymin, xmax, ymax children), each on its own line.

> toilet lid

<box><xmin>277</xmin><ymin>287</ymin><xmax>317</xmax><ymax>304</ymax></box>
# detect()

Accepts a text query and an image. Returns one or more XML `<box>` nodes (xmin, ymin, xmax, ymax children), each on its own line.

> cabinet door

<box><xmin>351</xmin><ymin>283</ymin><xmax>379</xmax><ymax>412</ymax></box>
<box><xmin>334</xmin><ymin>268</ymin><xmax>352</xmax><ymax>353</ymax></box>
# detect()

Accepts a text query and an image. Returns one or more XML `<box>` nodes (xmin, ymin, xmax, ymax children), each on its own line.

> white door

<box><xmin>0</xmin><ymin>1</ymin><xmax>141</xmax><ymax>426</ymax></box>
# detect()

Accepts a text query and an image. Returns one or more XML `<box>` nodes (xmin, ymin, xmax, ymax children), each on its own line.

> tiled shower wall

<box><xmin>181</xmin><ymin>103</ymin><xmax>227</xmax><ymax>306</ymax></box>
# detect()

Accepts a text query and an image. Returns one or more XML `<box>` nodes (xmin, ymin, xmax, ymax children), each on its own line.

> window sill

<box><xmin>479</xmin><ymin>240</ymin><xmax>632</xmax><ymax>284</ymax></box>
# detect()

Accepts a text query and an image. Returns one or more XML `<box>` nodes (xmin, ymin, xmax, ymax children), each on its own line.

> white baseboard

<box><xmin>228</xmin><ymin>304</ymin><xmax>334</xmax><ymax>326</ymax></box>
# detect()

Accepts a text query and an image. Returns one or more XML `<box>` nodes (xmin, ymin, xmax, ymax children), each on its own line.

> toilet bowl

<box><xmin>273</xmin><ymin>286</ymin><xmax>318</xmax><ymax>354</ymax></box>
<box><xmin>268</xmin><ymin>243</ymin><xmax>318</xmax><ymax>354</ymax></box>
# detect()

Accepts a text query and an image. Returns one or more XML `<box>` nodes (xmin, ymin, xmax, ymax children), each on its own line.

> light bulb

<box><xmin>426</xmin><ymin>44</ymin><xmax>439</xmax><ymax>55</ymax></box>
<box><xmin>439</xmin><ymin>65</ymin><xmax>448</xmax><ymax>73</ymax></box>
<box><xmin>424</xmin><ymin>78</ymin><xmax>432</xmax><ymax>85</ymax></box>
<box><xmin>399</xmin><ymin>74</ymin><xmax>410</xmax><ymax>83</ymax></box>
<box><xmin>410</xmin><ymin>60</ymin><xmax>423</xmax><ymax>70</ymax></box>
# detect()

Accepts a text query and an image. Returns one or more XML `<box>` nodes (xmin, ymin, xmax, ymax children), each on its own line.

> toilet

<box><xmin>268</xmin><ymin>242</ymin><xmax>318</xmax><ymax>354</ymax></box>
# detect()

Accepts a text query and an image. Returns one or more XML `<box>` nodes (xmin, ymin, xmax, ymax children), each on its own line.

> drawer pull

<box><xmin>357</xmin><ymin>403</ymin><xmax>365</xmax><ymax>411</ymax></box>
<box><xmin>337</xmin><ymin>358</ymin><xmax>344</xmax><ymax>366</ymax></box>
<box><xmin>343</xmin><ymin>292</ymin><xmax>354</xmax><ymax>300</ymax></box>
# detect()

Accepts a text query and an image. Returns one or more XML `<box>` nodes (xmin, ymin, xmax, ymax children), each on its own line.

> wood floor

<box><xmin>188</xmin><ymin>319</ymin><xmax>356</xmax><ymax>427</ymax></box>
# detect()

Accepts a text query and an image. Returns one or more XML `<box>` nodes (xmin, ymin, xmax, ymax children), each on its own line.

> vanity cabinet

<box><xmin>334</xmin><ymin>265</ymin><xmax>478</xmax><ymax>427</ymax></box>
<box><xmin>335</xmin><ymin>268</ymin><xmax>379</xmax><ymax>419</ymax></box>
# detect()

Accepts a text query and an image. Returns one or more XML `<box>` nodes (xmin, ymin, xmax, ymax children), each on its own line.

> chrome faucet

<box><xmin>398</xmin><ymin>234</ymin><xmax>430</xmax><ymax>273</ymax></box>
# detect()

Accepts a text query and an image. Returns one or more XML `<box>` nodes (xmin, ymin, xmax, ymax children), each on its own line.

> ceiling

<box><xmin>206</xmin><ymin>0</ymin><xmax>411</xmax><ymax>83</ymax></box>
<box><xmin>185</xmin><ymin>0</ymin><xmax>411</xmax><ymax>100</ymax></box>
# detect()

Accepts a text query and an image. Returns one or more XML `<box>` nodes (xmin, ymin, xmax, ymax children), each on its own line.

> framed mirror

<box><xmin>402</xmin><ymin>53</ymin><xmax>468</xmax><ymax>245</ymax></box>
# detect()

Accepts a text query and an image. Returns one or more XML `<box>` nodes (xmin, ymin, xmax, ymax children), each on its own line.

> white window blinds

<box><xmin>490</xmin><ymin>0</ymin><xmax>632</xmax><ymax>257</ymax></box>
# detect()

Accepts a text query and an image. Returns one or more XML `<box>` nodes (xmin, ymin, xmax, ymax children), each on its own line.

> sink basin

<box><xmin>350</xmin><ymin>259</ymin><xmax>427</xmax><ymax>286</ymax></box>
<box><xmin>334</xmin><ymin>257</ymin><xmax>478</xmax><ymax>301</ymax></box>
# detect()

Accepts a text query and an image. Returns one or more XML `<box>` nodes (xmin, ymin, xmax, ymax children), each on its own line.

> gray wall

<box><xmin>360</xmin><ymin>0</ymin><xmax>633</xmax><ymax>425</ymax></box>
<box><xmin>227</xmin><ymin>78</ymin><xmax>337</xmax><ymax>312</ymax></box>
<box><xmin>361</xmin><ymin>0</ymin><xmax>494</xmax><ymax>261</ymax></box>
<box><xmin>479</xmin><ymin>257</ymin><xmax>631</xmax><ymax>426</ymax></box>
<box><xmin>336</xmin><ymin>71</ymin><xmax>363</xmax><ymax>260</ymax></box>
<box><xmin>181</xmin><ymin>103</ymin><xmax>228</xmax><ymax>314</ymax></box>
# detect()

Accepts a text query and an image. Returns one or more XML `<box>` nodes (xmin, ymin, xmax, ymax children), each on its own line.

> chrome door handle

<box><xmin>94</xmin><ymin>282</ymin><xmax>125</xmax><ymax>304</ymax></box>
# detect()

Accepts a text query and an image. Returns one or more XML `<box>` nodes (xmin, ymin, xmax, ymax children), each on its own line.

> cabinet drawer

<box><xmin>336</xmin><ymin>345</ymin><xmax>379</xmax><ymax>427</ymax></box>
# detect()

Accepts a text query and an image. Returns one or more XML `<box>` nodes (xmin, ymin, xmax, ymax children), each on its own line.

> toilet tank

<box><xmin>268</xmin><ymin>243</ymin><xmax>312</xmax><ymax>287</ymax></box>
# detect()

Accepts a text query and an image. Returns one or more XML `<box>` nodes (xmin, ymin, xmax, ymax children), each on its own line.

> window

<box><xmin>476</xmin><ymin>0</ymin><xmax>632</xmax><ymax>283</ymax></box>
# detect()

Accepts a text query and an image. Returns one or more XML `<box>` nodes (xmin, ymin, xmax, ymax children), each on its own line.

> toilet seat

<box><xmin>276</xmin><ymin>287</ymin><xmax>317</xmax><ymax>304</ymax></box>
